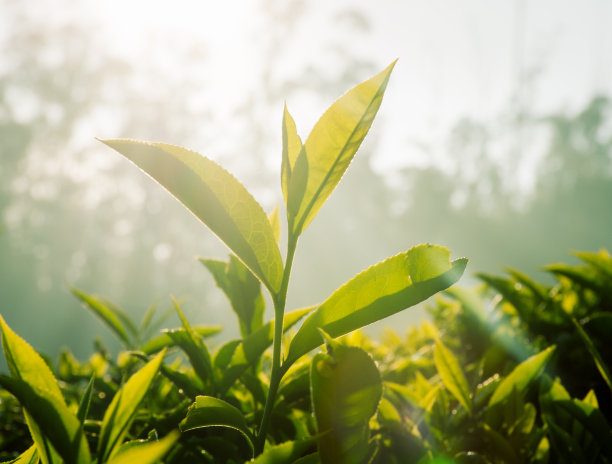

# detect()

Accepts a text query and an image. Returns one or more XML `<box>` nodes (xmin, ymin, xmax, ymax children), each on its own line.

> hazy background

<box><xmin>1</xmin><ymin>0</ymin><xmax>611</xmax><ymax>363</ymax></box>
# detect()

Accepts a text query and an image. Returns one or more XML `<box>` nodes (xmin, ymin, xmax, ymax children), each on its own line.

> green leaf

<box><xmin>220</xmin><ymin>307</ymin><xmax>314</xmax><ymax>392</ymax></box>
<box><xmin>543</xmin><ymin>399</ymin><xmax>612</xmax><ymax>462</ymax></box>
<box><xmin>285</xmin><ymin>245</ymin><xmax>467</xmax><ymax>367</ymax></box>
<box><xmin>167</xmin><ymin>299</ymin><xmax>215</xmax><ymax>389</ymax></box>
<box><xmin>571</xmin><ymin>317</ymin><xmax>612</xmax><ymax>393</ymax></box>
<box><xmin>287</xmin><ymin>61</ymin><xmax>396</xmax><ymax>236</ymax></box>
<box><xmin>140</xmin><ymin>325</ymin><xmax>222</xmax><ymax>355</ymax></box>
<box><xmin>488</xmin><ymin>346</ymin><xmax>555</xmax><ymax>407</ymax></box>
<box><xmin>97</xmin><ymin>349</ymin><xmax>166</xmax><ymax>463</ymax></box>
<box><xmin>0</xmin><ymin>316</ymin><xmax>91</xmax><ymax>464</ymax></box>
<box><xmin>281</xmin><ymin>104</ymin><xmax>304</xmax><ymax>210</ymax></box>
<box><xmin>180</xmin><ymin>396</ymin><xmax>254</xmax><ymax>457</ymax></box>
<box><xmin>200</xmin><ymin>255</ymin><xmax>265</xmax><ymax>336</ymax></box>
<box><xmin>3</xmin><ymin>444</ymin><xmax>38</xmax><ymax>464</ymax></box>
<box><xmin>100</xmin><ymin>139</ymin><xmax>284</xmax><ymax>294</ymax></box>
<box><xmin>433</xmin><ymin>339</ymin><xmax>472</xmax><ymax>414</ymax></box>
<box><xmin>70</xmin><ymin>288</ymin><xmax>136</xmax><ymax>349</ymax></box>
<box><xmin>251</xmin><ymin>437</ymin><xmax>317</xmax><ymax>464</ymax></box>
<box><xmin>310</xmin><ymin>339</ymin><xmax>382</xmax><ymax>464</ymax></box>
<box><xmin>105</xmin><ymin>430</ymin><xmax>179</xmax><ymax>464</ymax></box>
<box><xmin>269</xmin><ymin>206</ymin><xmax>281</xmax><ymax>244</ymax></box>
<box><xmin>76</xmin><ymin>375</ymin><xmax>95</xmax><ymax>424</ymax></box>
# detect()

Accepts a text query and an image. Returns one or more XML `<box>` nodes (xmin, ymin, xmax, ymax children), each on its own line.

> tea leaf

<box><xmin>100</xmin><ymin>139</ymin><xmax>284</xmax><ymax>295</ymax></box>
<box><xmin>489</xmin><ymin>346</ymin><xmax>555</xmax><ymax>407</ymax></box>
<box><xmin>168</xmin><ymin>298</ymin><xmax>215</xmax><ymax>388</ymax></box>
<box><xmin>281</xmin><ymin>104</ymin><xmax>304</xmax><ymax>210</ymax></box>
<box><xmin>571</xmin><ymin>317</ymin><xmax>612</xmax><ymax>393</ymax></box>
<box><xmin>200</xmin><ymin>255</ymin><xmax>265</xmax><ymax>336</ymax></box>
<box><xmin>141</xmin><ymin>325</ymin><xmax>222</xmax><ymax>355</ymax></box>
<box><xmin>287</xmin><ymin>61</ymin><xmax>396</xmax><ymax>237</ymax></box>
<box><xmin>76</xmin><ymin>375</ymin><xmax>95</xmax><ymax>424</ymax></box>
<box><xmin>251</xmin><ymin>437</ymin><xmax>317</xmax><ymax>464</ymax></box>
<box><xmin>310</xmin><ymin>339</ymin><xmax>382</xmax><ymax>464</ymax></box>
<box><xmin>4</xmin><ymin>444</ymin><xmax>38</xmax><ymax>464</ymax></box>
<box><xmin>97</xmin><ymin>349</ymin><xmax>166</xmax><ymax>462</ymax></box>
<box><xmin>220</xmin><ymin>307</ymin><xmax>314</xmax><ymax>392</ymax></box>
<box><xmin>269</xmin><ymin>206</ymin><xmax>281</xmax><ymax>244</ymax></box>
<box><xmin>180</xmin><ymin>396</ymin><xmax>254</xmax><ymax>456</ymax></box>
<box><xmin>433</xmin><ymin>339</ymin><xmax>472</xmax><ymax>414</ymax></box>
<box><xmin>105</xmin><ymin>430</ymin><xmax>179</xmax><ymax>464</ymax></box>
<box><xmin>0</xmin><ymin>316</ymin><xmax>91</xmax><ymax>464</ymax></box>
<box><xmin>286</xmin><ymin>245</ymin><xmax>467</xmax><ymax>366</ymax></box>
<box><xmin>71</xmin><ymin>288</ymin><xmax>136</xmax><ymax>349</ymax></box>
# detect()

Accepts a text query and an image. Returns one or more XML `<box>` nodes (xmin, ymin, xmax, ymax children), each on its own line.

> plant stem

<box><xmin>255</xmin><ymin>234</ymin><xmax>298</xmax><ymax>454</ymax></box>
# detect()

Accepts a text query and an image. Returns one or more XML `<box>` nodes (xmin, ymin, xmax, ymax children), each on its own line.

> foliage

<box><xmin>2</xmin><ymin>63</ymin><xmax>611</xmax><ymax>463</ymax></box>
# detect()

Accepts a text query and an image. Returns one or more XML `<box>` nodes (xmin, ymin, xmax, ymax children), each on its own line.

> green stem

<box><xmin>255</xmin><ymin>234</ymin><xmax>298</xmax><ymax>454</ymax></box>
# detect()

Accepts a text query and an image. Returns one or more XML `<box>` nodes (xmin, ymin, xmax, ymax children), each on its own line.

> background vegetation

<box><xmin>1</xmin><ymin>0</ymin><xmax>611</xmax><ymax>367</ymax></box>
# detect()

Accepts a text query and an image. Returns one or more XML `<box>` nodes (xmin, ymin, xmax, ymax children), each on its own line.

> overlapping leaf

<box><xmin>310</xmin><ymin>335</ymin><xmax>382</xmax><ymax>464</ymax></box>
<box><xmin>71</xmin><ymin>288</ymin><xmax>136</xmax><ymax>349</ymax></box>
<box><xmin>286</xmin><ymin>61</ymin><xmax>396</xmax><ymax>236</ymax></box>
<box><xmin>433</xmin><ymin>339</ymin><xmax>472</xmax><ymax>414</ymax></box>
<box><xmin>105</xmin><ymin>431</ymin><xmax>179</xmax><ymax>464</ymax></box>
<box><xmin>180</xmin><ymin>396</ymin><xmax>254</xmax><ymax>457</ymax></box>
<box><xmin>200</xmin><ymin>255</ymin><xmax>265</xmax><ymax>336</ymax></box>
<box><xmin>489</xmin><ymin>346</ymin><xmax>556</xmax><ymax>407</ymax></box>
<box><xmin>97</xmin><ymin>349</ymin><xmax>166</xmax><ymax>462</ymax></box>
<box><xmin>0</xmin><ymin>316</ymin><xmax>91</xmax><ymax>464</ymax></box>
<box><xmin>100</xmin><ymin>139</ymin><xmax>283</xmax><ymax>294</ymax></box>
<box><xmin>285</xmin><ymin>245</ymin><xmax>467</xmax><ymax>367</ymax></box>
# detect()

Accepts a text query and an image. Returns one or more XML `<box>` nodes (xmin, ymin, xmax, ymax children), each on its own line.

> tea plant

<box><xmin>0</xmin><ymin>61</ymin><xmax>472</xmax><ymax>463</ymax></box>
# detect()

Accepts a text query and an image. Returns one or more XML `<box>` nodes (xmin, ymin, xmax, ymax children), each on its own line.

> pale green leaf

<box><xmin>70</xmin><ymin>288</ymin><xmax>135</xmax><ymax>349</ymax></box>
<box><xmin>100</xmin><ymin>139</ymin><xmax>283</xmax><ymax>294</ymax></box>
<box><xmin>288</xmin><ymin>61</ymin><xmax>396</xmax><ymax>236</ymax></box>
<box><xmin>269</xmin><ymin>206</ymin><xmax>281</xmax><ymax>244</ymax></box>
<box><xmin>0</xmin><ymin>315</ymin><xmax>91</xmax><ymax>464</ymax></box>
<box><xmin>489</xmin><ymin>346</ymin><xmax>555</xmax><ymax>407</ymax></box>
<box><xmin>97</xmin><ymin>349</ymin><xmax>166</xmax><ymax>462</ymax></box>
<box><xmin>433</xmin><ymin>339</ymin><xmax>472</xmax><ymax>414</ymax></box>
<box><xmin>105</xmin><ymin>431</ymin><xmax>179</xmax><ymax>464</ymax></box>
<box><xmin>180</xmin><ymin>396</ymin><xmax>254</xmax><ymax>457</ymax></box>
<box><xmin>281</xmin><ymin>105</ymin><xmax>304</xmax><ymax>209</ymax></box>
<box><xmin>285</xmin><ymin>245</ymin><xmax>467</xmax><ymax>367</ymax></box>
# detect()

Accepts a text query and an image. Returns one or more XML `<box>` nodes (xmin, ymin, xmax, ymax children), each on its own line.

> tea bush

<box><xmin>2</xmin><ymin>63</ymin><xmax>611</xmax><ymax>463</ymax></box>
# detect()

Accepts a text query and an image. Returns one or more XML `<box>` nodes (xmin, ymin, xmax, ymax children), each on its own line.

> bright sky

<box><xmin>7</xmin><ymin>0</ymin><xmax>612</xmax><ymax>197</ymax></box>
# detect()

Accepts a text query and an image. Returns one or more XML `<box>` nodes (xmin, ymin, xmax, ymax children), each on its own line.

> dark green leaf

<box><xmin>180</xmin><ymin>396</ymin><xmax>254</xmax><ymax>457</ymax></box>
<box><xmin>571</xmin><ymin>317</ymin><xmax>612</xmax><ymax>393</ymax></box>
<box><xmin>140</xmin><ymin>325</ymin><xmax>222</xmax><ymax>355</ymax></box>
<box><xmin>310</xmin><ymin>337</ymin><xmax>382</xmax><ymax>464</ymax></box>
<box><xmin>200</xmin><ymin>255</ymin><xmax>265</xmax><ymax>336</ymax></box>
<box><xmin>220</xmin><ymin>307</ymin><xmax>313</xmax><ymax>392</ymax></box>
